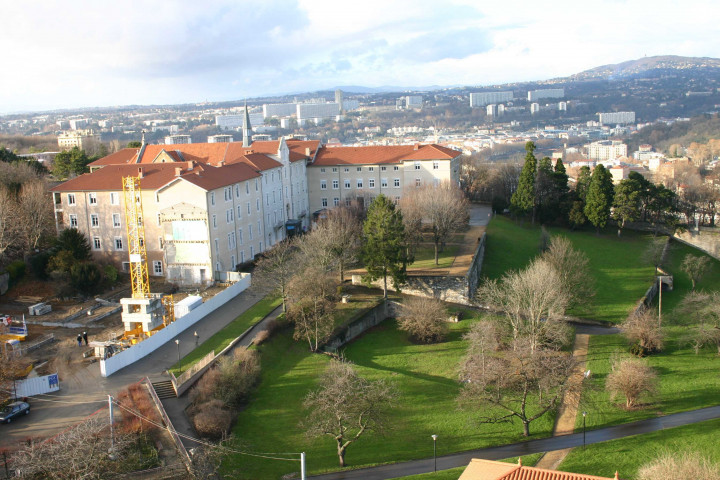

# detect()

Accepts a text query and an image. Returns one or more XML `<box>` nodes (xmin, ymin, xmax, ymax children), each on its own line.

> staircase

<box><xmin>151</xmin><ymin>380</ymin><xmax>177</xmax><ymax>399</ymax></box>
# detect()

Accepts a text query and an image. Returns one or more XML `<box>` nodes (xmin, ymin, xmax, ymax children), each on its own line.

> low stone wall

<box><xmin>323</xmin><ymin>301</ymin><xmax>396</xmax><ymax>352</ymax></box>
<box><xmin>674</xmin><ymin>228</ymin><xmax>720</xmax><ymax>260</ymax></box>
<box><xmin>351</xmin><ymin>234</ymin><xmax>486</xmax><ymax>306</ymax></box>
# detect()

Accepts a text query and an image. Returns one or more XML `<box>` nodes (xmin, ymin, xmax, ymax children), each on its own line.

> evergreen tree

<box><xmin>584</xmin><ymin>165</ymin><xmax>614</xmax><ymax>234</ymax></box>
<box><xmin>52</xmin><ymin>147</ymin><xmax>90</xmax><ymax>179</ymax></box>
<box><xmin>361</xmin><ymin>194</ymin><xmax>409</xmax><ymax>299</ymax></box>
<box><xmin>613</xmin><ymin>177</ymin><xmax>642</xmax><ymax>237</ymax></box>
<box><xmin>510</xmin><ymin>142</ymin><xmax>537</xmax><ymax>223</ymax></box>
<box><xmin>575</xmin><ymin>166</ymin><xmax>592</xmax><ymax>202</ymax></box>
<box><xmin>553</xmin><ymin>159</ymin><xmax>569</xmax><ymax>195</ymax></box>
<box><xmin>536</xmin><ymin>157</ymin><xmax>557</xmax><ymax>223</ymax></box>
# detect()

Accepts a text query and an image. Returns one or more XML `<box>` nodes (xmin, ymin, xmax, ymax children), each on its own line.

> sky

<box><xmin>2</xmin><ymin>0</ymin><xmax>720</xmax><ymax>113</ymax></box>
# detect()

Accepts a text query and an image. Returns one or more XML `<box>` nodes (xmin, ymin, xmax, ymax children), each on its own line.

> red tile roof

<box><xmin>459</xmin><ymin>459</ymin><xmax>619</xmax><ymax>480</ymax></box>
<box><xmin>88</xmin><ymin>148</ymin><xmax>140</xmax><ymax>166</ymax></box>
<box><xmin>312</xmin><ymin>144</ymin><xmax>461</xmax><ymax>166</ymax></box>
<box><xmin>50</xmin><ymin>162</ymin><xmax>259</xmax><ymax>193</ymax></box>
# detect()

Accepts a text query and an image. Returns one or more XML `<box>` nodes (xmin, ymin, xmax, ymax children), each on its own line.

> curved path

<box><xmin>309</xmin><ymin>405</ymin><xmax>720</xmax><ymax>479</ymax></box>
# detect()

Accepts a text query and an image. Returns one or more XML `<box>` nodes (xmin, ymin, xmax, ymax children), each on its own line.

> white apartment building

<box><xmin>216</xmin><ymin>112</ymin><xmax>264</xmax><ymax>130</ymax></box>
<box><xmin>296</xmin><ymin>103</ymin><xmax>341</xmax><ymax>125</ymax></box>
<box><xmin>208</xmin><ymin>134</ymin><xmax>234</xmax><ymax>143</ymax></box>
<box><xmin>263</xmin><ymin>103</ymin><xmax>298</xmax><ymax>118</ymax></box>
<box><xmin>470</xmin><ymin>91</ymin><xmax>513</xmax><ymax>107</ymax></box>
<box><xmin>527</xmin><ymin>88</ymin><xmax>564</xmax><ymax>101</ymax></box>
<box><xmin>164</xmin><ymin>135</ymin><xmax>191</xmax><ymax>145</ymax></box>
<box><xmin>585</xmin><ymin>140</ymin><xmax>628</xmax><ymax>161</ymax></box>
<box><xmin>598</xmin><ymin>111</ymin><xmax>636</xmax><ymax>125</ymax></box>
<box><xmin>57</xmin><ymin>130</ymin><xmax>100</xmax><ymax>150</ymax></box>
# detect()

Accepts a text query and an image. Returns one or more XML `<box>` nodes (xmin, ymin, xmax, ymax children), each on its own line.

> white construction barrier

<box><xmin>14</xmin><ymin>373</ymin><xmax>60</xmax><ymax>398</ymax></box>
<box><xmin>99</xmin><ymin>274</ymin><xmax>251</xmax><ymax>377</ymax></box>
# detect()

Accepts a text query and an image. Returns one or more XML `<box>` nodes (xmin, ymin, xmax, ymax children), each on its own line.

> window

<box><xmin>158</xmin><ymin>237</ymin><xmax>164</xmax><ymax>249</ymax></box>
<box><xmin>237</xmin><ymin>205</ymin><xmax>242</xmax><ymax>219</ymax></box>
<box><xmin>210</xmin><ymin>192</ymin><xmax>215</xmax><ymax>206</ymax></box>
<box><xmin>139</xmin><ymin>238</ymin><xmax>144</xmax><ymax>247</ymax></box>
<box><xmin>250</xmin><ymin>246</ymin><xmax>254</xmax><ymax>258</ymax></box>
<box><xmin>214</xmin><ymin>238</ymin><xmax>219</xmax><ymax>252</ymax></box>
<box><xmin>114</xmin><ymin>237</ymin><xmax>123</xmax><ymax>250</ymax></box>
<box><xmin>88</xmin><ymin>193</ymin><xmax>97</xmax><ymax>205</ymax></box>
<box><xmin>368</xmin><ymin>167</ymin><xmax>374</xmax><ymax>172</ymax></box>
<box><xmin>240</xmin><ymin>251</ymin><xmax>245</xmax><ymax>263</ymax></box>
<box><xmin>394</xmin><ymin>178</ymin><xmax>400</xmax><ymax>187</ymax></box>
<box><xmin>257</xmin><ymin>220</ymin><xmax>262</xmax><ymax>235</ymax></box>
<box><xmin>414</xmin><ymin>162</ymin><xmax>421</xmax><ymax>170</ymax></box>
<box><xmin>333</xmin><ymin>197</ymin><xmax>340</xmax><ymax>206</ymax></box>
<box><xmin>238</xmin><ymin>228</ymin><xmax>243</xmax><ymax>245</ymax></box>
<box><xmin>394</xmin><ymin>196</ymin><xmax>401</xmax><ymax>204</ymax></box>
<box><xmin>224</xmin><ymin>187</ymin><xmax>231</xmax><ymax>201</ymax></box>
<box><xmin>212</xmin><ymin>215</ymin><xmax>217</xmax><ymax>228</ymax></box>
<box><xmin>320</xmin><ymin>168</ymin><xmax>326</xmax><ymax>173</ymax></box>
<box><xmin>394</xmin><ymin>166</ymin><xmax>399</xmax><ymax>171</ymax></box>
<box><xmin>227</xmin><ymin>209</ymin><xmax>234</xmax><ymax>223</ymax></box>
<box><xmin>69</xmin><ymin>214</ymin><xmax>78</xmax><ymax>227</ymax></box>
<box><xmin>247</xmin><ymin>202</ymin><xmax>251</xmax><ymax>215</ymax></box>
<box><xmin>90</xmin><ymin>214</ymin><xmax>99</xmax><ymax>227</ymax></box>
<box><xmin>235</xmin><ymin>184</ymin><xmax>240</xmax><ymax>197</ymax></box>
<box><xmin>246</xmin><ymin>182</ymin><xmax>250</xmax><ymax>194</ymax></box>
<box><xmin>321</xmin><ymin>198</ymin><xmax>328</xmax><ymax>207</ymax></box>
<box><xmin>255</xmin><ymin>179</ymin><xmax>258</xmax><ymax>191</ymax></box>
<box><xmin>415</xmin><ymin>178</ymin><xmax>421</xmax><ymax>187</ymax></box>
<box><xmin>332</xmin><ymin>167</ymin><xmax>338</xmax><ymax>172</ymax></box>
<box><xmin>381</xmin><ymin>178</ymin><xmax>388</xmax><ymax>188</ymax></box>
<box><xmin>433</xmin><ymin>161</ymin><xmax>439</xmax><ymax>170</ymax></box>
<box><xmin>344</xmin><ymin>179</ymin><xmax>351</xmax><ymax>189</ymax></box>
<box><xmin>153</xmin><ymin>261</ymin><xmax>163</xmax><ymax>276</ymax></box>
<box><xmin>344</xmin><ymin>167</ymin><xmax>350</xmax><ymax>173</ymax></box>
<box><xmin>112</xmin><ymin>213</ymin><xmax>121</xmax><ymax>228</ymax></box>
<box><xmin>357</xmin><ymin>167</ymin><xmax>362</xmax><ymax>172</ymax></box>
<box><xmin>357</xmin><ymin>179</ymin><xmax>363</xmax><ymax>188</ymax></box>
<box><xmin>157</xmin><ymin>213</ymin><xmax>161</xmax><ymax>226</ymax></box>
<box><xmin>320</xmin><ymin>180</ymin><xmax>327</xmax><ymax>190</ymax></box>
<box><xmin>231</xmin><ymin>255</ymin><xmax>236</xmax><ymax>267</ymax></box>
<box><xmin>228</xmin><ymin>232</ymin><xmax>236</xmax><ymax>250</ymax></box>
<box><xmin>249</xmin><ymin>225</ymin><xmax>253</xmax><ymax>240</ymax></box>
<box><xmin>92</xmin><ymin>237</ymin><xmax>101</xmax><ymax>250</ymax></box>
<box><xmin>381</xmin><ymin>166</ymin><xmax>387</xmax><ymax>171</ymax></box>
<box><xmin>67</xmin><ymin>193</ymin><xmax>76</xmax><ymax>205</ymax></box>
<box><xmin>332</xmin><ymin>179</ymin><xmax>339</xmax><ymax>189</ymax></box>
<box><xmin>110</xmin><ymin>192</ymin><xmax>119</xmax><ymax>205</ymax></box>
<box><xmin>369</xmin><ymin>179</ymin><xmax>375</xmax><ymax>188</ymax></box>
<box><xmin>256</xmin><ymin>198</ymin><xmax>260</xmax><ymax>211</ymax></box>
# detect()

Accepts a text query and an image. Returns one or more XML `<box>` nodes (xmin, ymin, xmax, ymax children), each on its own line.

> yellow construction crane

<box><xmin>121</xmin><ymin>175</ymin><xmax>174</xmax><ymax>336</ymax></box>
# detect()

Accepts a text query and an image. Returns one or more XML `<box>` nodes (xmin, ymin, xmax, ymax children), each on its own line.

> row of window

<box><xmin>67</xmin><ymin>192</ymin><xmax>118</xmax><ymax>206</ymax></box>
<box><xmin>320</xmin><ymin>178</ymin><xmax>401</xmax><ymax>190</ymax></box>
<box><xmin>318</xmin><ymin>162</ymin><xmax>440</xmax><ymax>173</ymax></box>
<box><xmin>320</xmin><ymin>196</ymin><xmax>401</xmax><ymax>208</ymax></box>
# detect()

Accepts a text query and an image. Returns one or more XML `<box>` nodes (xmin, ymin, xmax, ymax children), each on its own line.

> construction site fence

<box><xmin>99</xmin><ymin>274</ymin><xmax>251</xmax><ymax>377</ymax></box>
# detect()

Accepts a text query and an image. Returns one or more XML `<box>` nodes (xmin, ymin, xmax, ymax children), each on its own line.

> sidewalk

<box><xmin>0</xmin><ymin>285</ymin><xmax>266</xmax><ymax>449</ymax></box>
<box><xmin>308</xmin><ymin>405</ymin><xmax>720</xmax><ymax>479</ymax></box>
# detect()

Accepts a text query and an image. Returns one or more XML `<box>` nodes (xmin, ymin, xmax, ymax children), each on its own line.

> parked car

<box><xmin>0</xmin><ymin>401</ymin><xmax>30</xmax><ymax>423</ymax></box>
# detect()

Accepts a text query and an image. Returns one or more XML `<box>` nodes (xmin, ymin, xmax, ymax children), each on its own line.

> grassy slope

<box><xmin>483</xmin><ymin>216</ymin><xmax>656</xmax><ymax>324</ymax></box>
<box><xmin>559</xmin><ymin>418</ymin><xmax>720</xmax><ymax>479</ymax></box>
<box><xmin>168</xmin><ymin>295</ymin><xmax>282</xmax><ymax>376</ymax></box>
<box><xmin>224</xmin><ymin>312</ymin><xmax>556</xmax><ymax>479</ymax></box>
<box><xmin>409</xmin><ymin>245</ymin><xmax>460</xmax><ymax>270</ymax></box>
<box><xmin>391</xmin><ymin>453</ymin><xmax>544</xmax><ymax>480</ymax></box>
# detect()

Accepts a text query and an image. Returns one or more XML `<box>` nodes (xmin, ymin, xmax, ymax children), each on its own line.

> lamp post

<box><xmin>431</xmin><ymin>434</ymin><xmax>438</xmax><ymax>472</ymax></box>
<box><xmin>175</xmin><ymin>339</ymin><xmax>180</xmax><ymax>368</ymax></box>
<box><xmin>194</xmin><ymin>331</ymin><xmax>199</xmax><ymax>346</ymax></box>
<box><xmin>582</xmin><ymin>411</ymin><xmax>587</xmax><ymax>450</ymax></box>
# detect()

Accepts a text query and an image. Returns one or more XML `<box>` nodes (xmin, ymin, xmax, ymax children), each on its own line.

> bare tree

<box><xmin>397</xmin><ymin>194</ymin><xmax>424</xmax><ymax>261</ymax></box>
<box><xmin>287</xmin><ymin>269</ymin><xmax>337</xmax><ymax>352</ymax></box>
<box><xmin>252</xmin><ymin>239</ymin><xmax>298</xmax><ymax>312</ymax></box>
<box><xmin>620</xmin><ymin>307</ymin><xmax>664</xmax><ymax>355</ymax></box>
<box><xmin>540</xmin><ymin>236</ymin><xmax>595</xmax><ymax>309</ymax></box>
<box><xmin>298</xmin><ymin>226</ymin><xmax>337</xmax><ymax>275</ymax></box>
<box><xmin>459</xmin><ymin>338</ymin><xmax>576</xmax><ymax>436</ymax></box>
<box><xmin>643</xmin><ymin>237</ymin><xmax>669</xmax><ymax>274</ymax></box>
<box><xmin>680</xmin><ymin>254</ymin><xmax>712</xmax><ymax>291</ymax></box>
<box><xmin>302</xmin><ymin>360</ymin><xmax>397</xmax><ymax>467</ymax></box>
<box><xmin>313</xmin><ymin>207</ymin><xmax>362</xmax><ymax>283</ymax></box>
<box><xmin>17</xmin><ymin>180</ymin><xmax>54</xmax><ymax>255</ymax></box>
<box><xmin>638</xmin><ymin>452</ymin><xmax>720</xmax><ymax>480</ymax></box>
<box><xmin>463</xmin><ymin>319</ymin><xmax>502</xmax><ymax>376</ymax></box>
<box><xmin>0</xmin><ymin>186</ymin><xmax>18</xmax><ymax>266</ymax></box>
<box><xmin>606</xmin><ymin>356</ymin><xmax>658</xmax><ymax>408</ymax></box>
<box><xmin>478</xmin><ymin>258</ymin><xmax>571</xmax><ymax>351</ymax></box>
<box><xmin>397</xmin><ymin>296</ymin><xmax>448</xmax><ymax>344</ymax></box>
<box><xmin>403</xmin><ymin>182</ymin><xmax>469</xmax><ymax>265</ymax></box>
<box><xmin>676</xmin><ymin>291</ymin><xmax>720</xmax><ymax>355</ymax></box>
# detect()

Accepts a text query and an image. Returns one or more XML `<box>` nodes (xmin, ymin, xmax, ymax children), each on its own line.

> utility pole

<box><xmin>108</xmin><ymin>395</ymin><xmax>115</xmax><ymax>456</ymax></box>
<box><xmin>300</xmin><ymin>452</ymin><xmax>306</xmax><ymax>480</ymax></box>
<box><xmin>658</xmin><ymin>275</ymin><xmax>662</xmax><ymax>326</ymax></box>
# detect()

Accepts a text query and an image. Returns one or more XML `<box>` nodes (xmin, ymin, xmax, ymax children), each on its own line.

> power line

<box><xmin>111</xmin><ymin>401</ymin><xmax>300</xmax><ymax>462</ymax></box>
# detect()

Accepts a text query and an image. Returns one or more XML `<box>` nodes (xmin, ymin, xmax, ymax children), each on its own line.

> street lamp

<box><xmin>194</xmin><ymin>331</ymin><xmax>199</xmax><ymax>346</ymax></box>
<box><xmin>175</xmin><ymin>339</ymin><xmax>180</xmax><ymax>368</ymax></box>
<box><xmin>582</xmin><ymin>411</ymin><xmax>587</xmax><ymax>450</ymax></box>
<box><xmin>431</xmin><ymin>434</ymin><xmax>438</xmax><ymax>472</ymax></box>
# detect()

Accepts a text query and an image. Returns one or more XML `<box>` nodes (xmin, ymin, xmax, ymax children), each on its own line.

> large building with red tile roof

<box><xmin>459</xmin><ymin>459</ymin><xmax>620</xmax><ymax>480</ymax></box>
<box><xmin>50</xmin><ymin>138</ymin><xmax>461</xmax><ymax>285</ymax></box>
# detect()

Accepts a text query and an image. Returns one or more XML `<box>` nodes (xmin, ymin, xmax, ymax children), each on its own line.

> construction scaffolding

<box><xmin>122</xmin><ymin>175</ymin><xmax>150</xmax><ymax>299</ymax></box>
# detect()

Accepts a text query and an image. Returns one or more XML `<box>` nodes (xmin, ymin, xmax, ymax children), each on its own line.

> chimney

<box><xmin>218</xmin><ymin>160</ymin><xmax>225</xmax><ymax>167</ymax></box>
<box><xmin>414</xmin><ymin>144</ymin><xmax>419</xmax><ymax>150</ymax></box>
<box><xmin>614</xmin><ymin>472</ymin><xmax>619</xmax><ymax>480</ymax></box>
<box><xmin>305</xmin><ymin>147</ymin><xmax>311</xmax><ymax>156</ymax></box>
<box><xmin>187</xmin><ymin>160</ymin><xmax>193</xmax><ymax>170</ymax></box>
<box><xmin>175</xmin><ymin>167</ymin><xmax>182</xmax><ymax>177</ymax></box>
<box><xmin>517</xmin><ymin>458</ymin><xmax>522</xmax><ymax>466</ymax></box>
<box><xmin>137</xmin><ymin>167</ymin><xmax>143</xmax><ymax>178</ymax></box>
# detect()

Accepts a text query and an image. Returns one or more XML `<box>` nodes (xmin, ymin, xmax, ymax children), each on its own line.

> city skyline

<box><xmin>2</xmin><ymin>0</ymin><xmax>720</xmax><ymax>113</ymax></box>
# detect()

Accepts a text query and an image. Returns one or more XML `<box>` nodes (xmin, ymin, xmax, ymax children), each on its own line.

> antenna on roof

<box><xmin>141</xmin><ymin>130</ymin><xmax>146</xmax><ymax>146</ymax></box>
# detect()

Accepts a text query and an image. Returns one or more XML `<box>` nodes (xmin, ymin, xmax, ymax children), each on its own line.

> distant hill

<box><xmin>570</xmin><ymin>55</ymin><xmax>720</xmax><ymax>81</ymax></box>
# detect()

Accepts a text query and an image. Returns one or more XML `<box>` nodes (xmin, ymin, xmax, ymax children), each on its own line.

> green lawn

<box><xmin>168</xmin><ymin>295</ymin><xmax>282</xmax><ymax>376</ymax></box>
<box><xmin>409</xmin><ymin>245</ymin><xmax>460</xmax><ymax>270</ymax></box>
<box><xmin>483</xmin><ymin>217</ymin><xmax>657</xmax><ymax>323</ymax></box>
<box><xmin>559</xmin><ymin>418</ymin><xmax>720</xmax><ymax>479</ymax></box>
<box><xmin>223</xmin><ymin>312</ymin><xmax>557</xmax><ymax>479</ymax></box>
<box><xmin>576</xmin><ymin>329</ymin><xmax>720</xmax><ymax>431</ymax></box>
<box><xmin>390</xmin><ymin>453</ymin><xmax>544</xmax><ymax>480</ymax></box>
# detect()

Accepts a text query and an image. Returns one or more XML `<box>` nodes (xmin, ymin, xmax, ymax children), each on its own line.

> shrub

<box><xmin>104</xmin><ymin>264</ymin><xmax>119</xmax><ymax>284</ymax></box>
<box><xmin>606</xmin><ymin>356</ymin><xmax>658</xmax><ymax>408</ymax></box>
<box><xmin>54</xmin><ymin>228</ymin><xmax>91</xmax><ymax>261</ymax></box>
<box><xmin>28</xmin><ymin>252</ymin><xmax>50</xmax><ymax>280</ymax></box>
<box><xmin>70</xmin><ymin>262</ymin><xmax>103</xmax><ymax>295</ymax></box>
<box><xmin>189</xmin><ymin>368</ymin><xmax>222</xmax><ymax>406</ymax></box>
<box><xmin>213</xmin><ymin>348</ymin><xmax>261</xmax><ymax>408</ymax></box>
<box><xmin>48</xmin><ymin>250</ymin><xmax>77</xmax><ymax>274</ymax></box>
<box><xmin>638</xmin><ymin>452</ymin><xmax>720</xmax><ymax>480</ymax></box>
<box><xmin>253</xmin><ymin>329</ymin><xmax>270</xmax><ymax>345</ymax></box>
<box><xmin>6</xmin><ymin>260</ymin><xmax>26</xmax><ymax>285</ymax></box>
<box><xmin>621</xmin><ymin>307</ymin><xmax>663</xmax><ymax>355</ymax></box>
<box><xmin>192</xmin><ymin>399</ymin><xmax>232</xmax><ymax>440</ymax></box>
<box><xmin>397</xmin><ymin>296</ymin><xmax>448</xmax><ymax>344</ymax></box>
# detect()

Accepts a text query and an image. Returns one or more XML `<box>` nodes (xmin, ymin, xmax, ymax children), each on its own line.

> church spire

<box><xmin>243</xmin><ymin>99</ymin><xmax>252</xmax><ymax>147</ymax></box>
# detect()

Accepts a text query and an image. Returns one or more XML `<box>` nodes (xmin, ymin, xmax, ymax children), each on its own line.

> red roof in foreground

<box><xmin>459</xmin><ymin>459</ymin><xmax>619</xmax><ymax>480</ymax></box>
<box><xmin>312</xmin><ymin>143</ymin><xmax>461</xmax><ymax>166</ymax></box>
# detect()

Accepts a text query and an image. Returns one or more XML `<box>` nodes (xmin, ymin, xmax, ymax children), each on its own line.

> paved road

<box><xmin>0</xmin><ymin>286</ymin><xmax>265</xmax><ymax>449</ymax></box>
<box><xmin>309</xmin><ymin>405</ymin><xmax>720</xmax><ymax>479</ymax></box>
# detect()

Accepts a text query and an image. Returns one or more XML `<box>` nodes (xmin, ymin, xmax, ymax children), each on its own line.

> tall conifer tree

<box><xmin>511</xmin><ymin>142</ymin><xmax>537</xmax><ymax>223</ymax></box>
<box><xmin>584</xmin><ymin>165</ymin><xmax>614</xmax><ymax>234</ymax></box>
